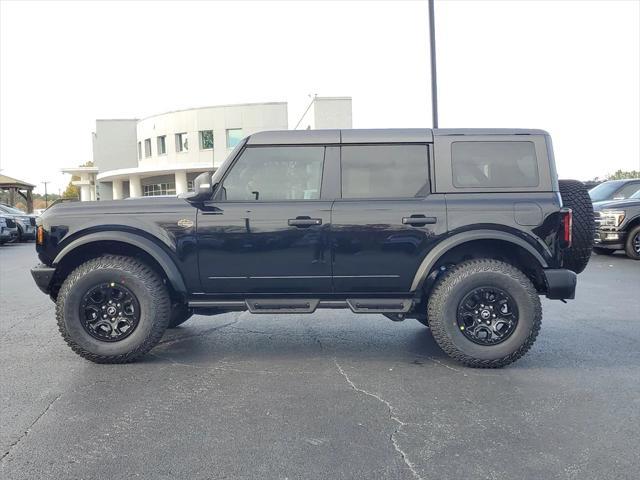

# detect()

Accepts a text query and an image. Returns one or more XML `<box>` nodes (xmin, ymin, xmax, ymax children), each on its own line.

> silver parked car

<box><xmin>0</xmin><ymin>204</ymin><xmax>37</xmax><ymax>242</ymax></box>
<box><xmin>0</xmin><ymin>214</ymin><xmax>19</xmax><ymax>244</ymax></box>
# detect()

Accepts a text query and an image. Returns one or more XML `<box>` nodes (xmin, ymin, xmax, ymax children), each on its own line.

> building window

<box><xmin>157</xmin><ymin>136</ymin><xmax>167</xmax><ymax>155</ymax></box>
<box><xmin>137</xmin><ymin>141</ymin><xmax>142</xmax><ymax>160</ymax></box>
<box><xmin>226</xmin><ymin>128</ymin><xmax>243</xmax><ymax>149</ymax></box>
<box><xmin>143</xmin><ymin>182</ymin><xmax>176</xmax><ymax>196</ymax></box>
<box><xmin>144</xmin><ymin>138</ymin><xmax>152</xmax><ymax>157</ymax></box>
<box><xmin>175</xmin><ymin>133</ymin><xmax>189</xmax><ymax>152</ymax></box>
<box><xmin>187</xmin><ymin>180</ymin><xmax>194</xmax><ymax>192</ymax></box>
<box><xmin>199</xmin><ymin>130</ymin><xmax>214</xmax><ymax>150</ymax></box>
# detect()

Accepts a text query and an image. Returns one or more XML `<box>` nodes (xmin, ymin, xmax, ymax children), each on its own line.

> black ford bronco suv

<box><xmin>31</xmin><ymin>129</ymin><xmax>594</xmax><ymax>367</ymax></box>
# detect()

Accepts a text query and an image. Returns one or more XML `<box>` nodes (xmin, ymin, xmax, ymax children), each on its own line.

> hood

<box><xmin>41</xmin><ymin>196</ymin><xmax>188</xmax><ymax>219</ymax></box>
<box><xmin>593</xmin><ymin>198</ymin><xmax>640</xmax><ymax>211</ymax></box>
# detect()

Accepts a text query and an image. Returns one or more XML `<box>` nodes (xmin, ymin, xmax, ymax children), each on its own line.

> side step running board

<box><xmin>346</xmin><ymin>299</ymin><xmax>413</xmax><ymax>313</ymax></box>
<box><xmin>189</xmin><ymin>298</ymin><xmax>413</xmax><ymax>314</ymax></box>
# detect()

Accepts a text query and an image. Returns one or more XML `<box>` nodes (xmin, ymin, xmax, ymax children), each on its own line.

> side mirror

<box><xmin>180</xmin><ymin>172</ymin><xmax>213</xmax><ymax>203</ymax></box>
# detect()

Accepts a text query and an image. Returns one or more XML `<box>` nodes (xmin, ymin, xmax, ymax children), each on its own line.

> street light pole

<box><xmin>428</xmin><ymin>0</ymin><xmax>439</xmax><ymax>129</ymax></box>
<box><xmin>42</xmin><ymin>181</ymin><xmax>50</xmax><ymax>208</ymax></box>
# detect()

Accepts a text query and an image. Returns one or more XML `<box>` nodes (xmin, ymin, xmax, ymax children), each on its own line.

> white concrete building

<box><xmin>62</xmin><ymin>98</ymin><xmax>352</xmax><ymax>201</ymax></box>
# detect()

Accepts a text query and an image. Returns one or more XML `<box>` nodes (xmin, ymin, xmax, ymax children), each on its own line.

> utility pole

<box><xmin>428</xmin><ymin>0</ymin><xmax>439</xmax><ymax>128</ymax></box>
<box><xmin>42</xmin><ymin>181</ymin><xmax>50</xmax><ymax>208</ymax></box>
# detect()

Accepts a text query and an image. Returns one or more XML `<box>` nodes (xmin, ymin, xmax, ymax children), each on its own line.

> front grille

<box><xmin>30</xmin><ymin>217</ymin><xmax>36</xmax><ymax>226</ymax></box>
<box><xmin>5</xmin><ymin>218</ymin><xmax>16</xmax><ymax>228</ymax></box>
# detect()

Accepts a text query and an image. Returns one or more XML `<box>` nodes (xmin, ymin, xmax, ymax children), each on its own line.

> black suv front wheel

<box><xmin>427</xmin><ymin>259</ymin><xmax>542</xmax><ymax>368</ymax></box>
<box><xmin>56</xmin><ymin>255</ymin><xmax>170</xmax><ymax>363</ymax></box>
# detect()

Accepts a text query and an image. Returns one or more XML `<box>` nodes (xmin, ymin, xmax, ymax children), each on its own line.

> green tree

<box><xmin>62</xmin><ymin>177</ymin><xmax>80</xmax><ymax>199</ymax></box>
<box><xmin>606</xmin><ymin>169</ymin><xmax>640</xmax><ymax>180</ymax></box>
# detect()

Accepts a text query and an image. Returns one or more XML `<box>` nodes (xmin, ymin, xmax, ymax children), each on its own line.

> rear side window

<box><xmin>341</xmin><ymin>145</ymin><xmax>429</xmax><ymax>198</ymax></box>
<box><xmin>451</xmin><ymin>141</ymin><xmax>539</xmax><ymax>188</ymax></box>
<box><xmin>221</xmin><ymin>146</ymin><xmax>324</xmax><ymax>201</ymax></box>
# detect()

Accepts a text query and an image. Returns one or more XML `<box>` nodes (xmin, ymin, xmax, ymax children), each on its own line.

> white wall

<box><xmin>93</xmin><ymin>119</ymin><xmax>138</xmax><ymax>171</ymax></box>
<box><xmin>136</xmin><ymin>102</ymin><xmax>288</xmax><ymax>169</ymax></box>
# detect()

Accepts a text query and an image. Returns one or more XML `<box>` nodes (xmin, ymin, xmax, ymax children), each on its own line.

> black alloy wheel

<box><xmin>80</xmin><ymin>282</ymin><xmax>141</xmax><ymax>341</ymax></box>
<box><xmin>456</xmin><ymin>287</ymin><xmax>519</xmax><ymax>346</ymax></box>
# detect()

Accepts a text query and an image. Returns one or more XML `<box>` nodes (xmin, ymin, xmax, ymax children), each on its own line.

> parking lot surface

<box><xmin>1</xmin><ymin>242</ymin><xmax>639</xmax><ymax>479</ymax></box>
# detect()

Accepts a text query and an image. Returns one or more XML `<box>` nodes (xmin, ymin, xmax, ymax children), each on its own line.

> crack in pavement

<box><xmin>333</xmin><ymin>359</ymin><xmax>423</xmax><ymax>480</ymax></box>
<box><xmin>156</xmin><ymin>319</ymin><xmax>240</xmax><ymax>347</ymax></box>
<box><xmin>1</xmin><ymin>393</ymin><xmax>63</xmax><ymax>462</ymax></box>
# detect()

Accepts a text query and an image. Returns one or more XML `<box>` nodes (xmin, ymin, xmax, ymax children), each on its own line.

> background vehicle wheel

<box><xmin>56</xmin><ymin>255</ymin><xmax>170</xmax><ymax>363</ymax></box>
<box><xmin>427</xmin><ymin>259</ymin><xmax>542</xmax><ymax>368</ymax></box>
<box><xmin>593</xmin><ymin>247</ymin><xmax>615</xmax><ymax>256</ymax></box>
<box><xmin>624</xmin><ymin>225</ymin><xmax>640</xmax><ymax>260</ymax></box>
<box><xmin>559</xmin><ymin>179</ymin><xmax>595</xmax><ymax>274</ymax></box>
<box><xmin>168</xmin><ymin>304</ymin><xmax>193</xmax><ymax>328</ymax></box>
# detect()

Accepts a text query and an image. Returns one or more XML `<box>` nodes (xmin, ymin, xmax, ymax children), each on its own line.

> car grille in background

<box><xmin>30</xmin><ymin>218</ymin><xmax>36</xmax><ymax>226</ymax></box>
<box><xmin>5</xmin><ymin>218</ymin><xmax>16</xmax><ymax>227</ymax></box>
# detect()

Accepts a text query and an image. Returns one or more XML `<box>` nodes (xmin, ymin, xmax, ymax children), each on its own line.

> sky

<box><xmin>1</xmin><ymin>0</ymin><xmax>639</xmax><ymax>194</ymax></box>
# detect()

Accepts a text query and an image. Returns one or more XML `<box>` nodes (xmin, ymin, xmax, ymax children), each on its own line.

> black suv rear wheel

<box><xmin>427</xmin><ymin>259</ymin><xmax>542</xmax><ymax>368</ymax></box>
<box><xmin>56</xmin><ymin>255</ymin><xmax>170</xmax><ymax>363</ymax></box>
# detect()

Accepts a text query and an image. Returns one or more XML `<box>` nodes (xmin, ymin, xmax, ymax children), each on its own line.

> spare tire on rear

<box><xmin>559</xmin><ymin>179</ymin><xmax>594</xmax><ymax>274</ymax></box>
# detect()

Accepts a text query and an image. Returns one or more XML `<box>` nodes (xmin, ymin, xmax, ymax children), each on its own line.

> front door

<box><xmin>197</xmin><ymin>145</ymin><xmax>332</xmax><ymax>294</ymax></box>
<box><xmin>331</xmin><ymin>144</ymin><xmax>447</xmax><ymax>294</ymax></box>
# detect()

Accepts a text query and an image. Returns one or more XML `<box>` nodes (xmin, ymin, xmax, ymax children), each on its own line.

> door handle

<box><xmin>402</xmin><ymin>215</ymin><xmax>437</xmax><ymax>226</ymax></box>
<box><xmin>288</xmin><ymin>217</ymin><xmax>322</xmax><ymax>227</ymax></box>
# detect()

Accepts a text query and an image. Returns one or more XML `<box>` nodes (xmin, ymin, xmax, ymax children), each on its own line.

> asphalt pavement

<box><xmin>1</xmin><ymin>242</ymin><xmax>639</xmax><ymax>479</ymax></box>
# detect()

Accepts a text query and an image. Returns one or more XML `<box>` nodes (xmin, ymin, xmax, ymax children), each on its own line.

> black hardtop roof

<box><xmin>246</xmin><ymin>128</ymin><xmax>549</xmax><ymax>145</ymax></box>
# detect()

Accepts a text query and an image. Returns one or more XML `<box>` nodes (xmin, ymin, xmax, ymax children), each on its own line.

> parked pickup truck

<box><xmin>31</xmin><ymin>129</ymin><xmax>594</xmax><ymax>367</ymax></box>
<box><xmin>593</xmin><ymin>189</ymin><xmax>640</xmax><ymax>260</ymax></box>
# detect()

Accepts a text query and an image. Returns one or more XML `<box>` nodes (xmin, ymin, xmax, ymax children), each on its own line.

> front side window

<box><xmin>157</xmin><ymin>136</ymin><xmax>167</xmax><ymax>155</ymax></box>
<box><xmin>220</xmin><ymin>146</ymin><xmax>324</xmax><ymax>201</ymax></box>
<box><xmin>341</xmin><ymin>145</ymin><xmax>429</xmax><ymax>198</ymax></box>
<box><xmin>200</xmin><ymin>130</ymin><xmax>214</xmax><ymax>150</ymax></box>
<box><xmin>226</xmin><ymin>128</ymin><xmax>243</xmax><ymax>149</ymax></box>
<box><xmin>176</xmin><ymin>133</ymin><xmax>188</xmax><ymax>152</ymax></box>
<box><xmin>144</xmin><ymin>138</ymin><xmax>152</xmax><ymax>157</ymax></box>
<box><xmin>451</xmin><ymin>141</ymin><xmax>539</xmax><ymax>188</ymax></box>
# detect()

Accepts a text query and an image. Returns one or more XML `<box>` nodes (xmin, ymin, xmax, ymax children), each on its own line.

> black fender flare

<box><xmin>409</xmin><ymin>229</ymin><xmax>549</xmax><ymax>292</ymax></box>
<box><xmin>53</xmin><ymin>231</ymin><xmax>187</xmax><ymax>295</ymax></box>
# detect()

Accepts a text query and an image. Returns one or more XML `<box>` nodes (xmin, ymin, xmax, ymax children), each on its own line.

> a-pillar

<box><xmin>129</xmin><ymin>175</ymin><xmax>142</xmax><ymax>198</ymax></box>
<box><xmin>175</xmin><ymin>171</ymin><xmax>188</xmax><ymax>195</ymax></box>
<box><xmin>112</xmin><ymin>180</ymin><xmax>124</xmax><ymax>200</ymax></box>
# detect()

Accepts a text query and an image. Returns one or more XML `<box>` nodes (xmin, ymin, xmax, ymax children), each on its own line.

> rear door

<box><xmin>331</xmin><ymin>144</ymin><xmax>447</xmax><ymax>294</ymax></box>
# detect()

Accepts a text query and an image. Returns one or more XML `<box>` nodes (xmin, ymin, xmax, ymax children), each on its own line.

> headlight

<box><xmin>600</xmin><ymin>210</ymin><xmax>626</xmax><ymax>227</ymax></box>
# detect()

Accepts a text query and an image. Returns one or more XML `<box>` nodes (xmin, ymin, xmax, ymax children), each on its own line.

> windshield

<box><xmin>0</xmin><ymin>204</ymin><xmax>26</xmax><ymax>215</ymax></box>
<box><xmin>589</xmin><ymin>181</ymin><xmax>624</xmax><ymax>202</ymax></box>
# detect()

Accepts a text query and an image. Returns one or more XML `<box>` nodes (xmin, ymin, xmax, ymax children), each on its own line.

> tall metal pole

<box><xmin>428</xmin><ymin>0</ymin><xmax>439</xmax><ymax>128</ymax></box>
<box><xmin>42</xmin><ymin>181</ymin><xmax>50</xmax><ymax>208</ymax></box>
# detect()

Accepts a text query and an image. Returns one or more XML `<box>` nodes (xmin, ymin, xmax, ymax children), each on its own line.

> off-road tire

<box><xmin>168</xmin><ymin>304</ymin><xmax>193</xmax><ymax>328</ymax></box>
<box><xmin>559</xmin><ymin>179</ymin><xmax>594</xmax><ymax>274</ymax></box>
<box><xmin>56</xmin><ymin>255</ymin><xmax>170</xmax><ymax>363</ymax></box>
<box><xmin>624</xmin><ymin>225</ymin><xmax>640</xmax><ymax>260</ymax></box>
<box><xmin>593</xmin><ymin>246</ymin><xmax>615</xmax><ymax>256</ymax></box>
<box><xmin>427</xmin><ymin>259</ymin><xmax>542</xmax><ymax>368</ymax></box>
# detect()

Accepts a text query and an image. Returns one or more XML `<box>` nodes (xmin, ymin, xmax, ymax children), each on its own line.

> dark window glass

<box><xmin>200</xmin><ymin>130</ymin><xmax>214</xmax><ymax>150</ymax></box>
<box><xmin>341</xmin><ymin>145</ymin><xmax>429</xmax><ymax>198</ymax></box>
<box><xmin>614</xmin><ymin>182</ymin><xmax>640</xmax><ymax>199</ymax></box>
<box><xmin>221</xmin><ymin>146</ymin><xmax>324</xmax><ymax>201</ymax></box>
<box><xmin>451</xmin><ymin>141</ymin><xmax>539</xmax><ymax>188</ymax></box>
